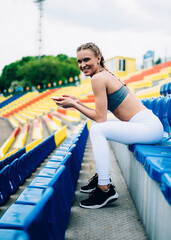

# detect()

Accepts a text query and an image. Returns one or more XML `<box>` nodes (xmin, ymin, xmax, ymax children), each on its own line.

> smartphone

<box><xmin>51</xmin><ymin>96</ymin><xmax>60</xmax><ymax>100</ymax></box>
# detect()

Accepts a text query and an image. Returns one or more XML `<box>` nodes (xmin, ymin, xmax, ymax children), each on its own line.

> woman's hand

<box><xmin>53</xmin><ymin>96</ymin><xmax>76</xmax><ymax>108</ymax></box>
<box><xmin>62</xmin><ymin>94</ymin><xmax>78</xmax><ymax>101</ymax></box>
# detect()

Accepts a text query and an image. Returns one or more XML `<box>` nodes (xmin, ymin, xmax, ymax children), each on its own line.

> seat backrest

<box><xmin>18</xmin><ymin>154</ymin><xmax>30</xmax><ymax>184</ymax></box>
<box><xmin>151</xmin><ymin>96</ymin><xmax>163</xmax><ymax>116</ymax></box>
<box><xmin>0</xmin><ymin>165</ymin><xmax>12</xmax><ymax>206</ymax></box>
<box><xmin>168</xmin><ymin>82</ymin><xmax>171</xmax><ymax>94</ymax></box>
<box><xmin>9</xmin><ymin>158</ymin><xmax>21</xmax><ymax>194</ymax></box>
<box><xmin>158</xmin><ymin>96</ymin><xmax>171</xmax><ymax>135</ymax></box>
<box><xmin>0</xmin><ymin>187</ymin><xmax>54</xmax><ymax>240</ymax></box>
<box><xmin>167</xmin><ymin>96</ymin><xmax>171</xmax><ymax>128</ymax></box>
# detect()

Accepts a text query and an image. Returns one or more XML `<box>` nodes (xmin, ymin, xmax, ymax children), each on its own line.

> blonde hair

<box><xmin>77</xmin><ymin>42</ymin><xmax>105</xmax><ymax>68</ymax></box>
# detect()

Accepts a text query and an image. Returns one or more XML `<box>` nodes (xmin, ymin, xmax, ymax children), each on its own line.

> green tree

<box><xmin>155</xmin><ymin>58</ymin><xmax>162</xmax><ymax>65</ymax></box>
<box><xmin>0</xmin><ymin>54</ymin><xmax>80</xmax><ymax>92</ymax></box>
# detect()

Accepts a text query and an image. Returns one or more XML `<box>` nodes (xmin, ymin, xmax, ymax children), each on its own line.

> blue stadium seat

<box><xmin>0</xmin><ymin>187</ymin><xmax>54</xmax><ymax>240</ymax></box>
<box><xmin>144</xmin><ymin>97</ymin><xmax>154</xmax><ymax>110</ymax></box>
<box><xmin>28</xmin><ymin>165</ymin><xmax>68</xmax><ymax>239</ymax></box>
<box><xmin>0</xmin><ymin>147</ymin><xmax>25</xmax><ymax>172</ymax></box>
<box><xmin>9</xmin><ymin>158</ymin><xmax>22</xmax><ymax>194</ymax></box>
<box><xmin>15</xmin><ymin>186</ymin><xmax>67</xmax><ymax>239</ymax></box>
<box><xmin>160</xmin><ymin>84</ymin><xmax>164</xmax><ymax>96</ymax></box>
<box><xmin>0</xmin><ymin>229</ymin><xmax>29</xmax><ymax>240</ymax></box>
<box><xmin>160</xmin><ymin>173</ymin><xmax>171</xmax><ymax>205</ymax></box>
<box><xmin>16</xmin><ymin>187</ymin><xmax>47</xmax><ymax>205</ymax></box>
<box><xmin>134</xmin><ymin>145</ymin><xmax>171</xmax><ymax>164</ymax></box>
<box><xmin>167</xmin><ymin>96</ymin><xmax>171</xmax><ymax>129</ymax></box>
<box><xmin>17</xmin><ymin>153</ymin><xmax>32</xmax><ymax>184</ymax></box>
<box><xmin>0</xmin><ymin>165</ymin><xmax>12</xmax><ymax>206</ymax></box>
<box><xmin>129</xmin><ymin>96</ymin><xmax>171</xmax><ymax>152</ymax></box>
<box><xmin>58</xmin><ymin>141</ymin><xmax>78</xmax><ymax>152</ymax></box>
<box><xmin>163</xmin><ymin>83</ymin><xmax>168</xmax><ymax>96</ymax></box>
<box><xmin>151</xmin><ymin>96</ymin><xmax>162</xmax><ymax>116</ymax></box>
<box><xmin>158</xmin><ymin>96</ymin><xmax>171</xmax><ymax>135</ymax></box>
<box><xmin>47</xmin><ymin>152</ymin><xmax>74</xmax><ymax>206</ymax></box>
<box><xmin>144</xmin><ymin>156</ymin><xmax>171</xmax><ymax>182</ymax></box>
<box><xmin>160</xmin><ymin>83</ymin><xmax>170</xmax><ymax>96</ymax></box>
<box><xmin>28</xmin><ymin>165</ymin><xmax>65</xmax><ymax>189</ymax></box>
<box><xmin>168</xmin><ymin>82</ymin><xmax>171</xmax><ymax>94</ymax></box>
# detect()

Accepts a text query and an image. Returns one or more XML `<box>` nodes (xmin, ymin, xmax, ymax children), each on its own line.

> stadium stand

<box><xmin>0</xmin><ymin>121</ymin><xmax>88</xmax><ymax>240</ymax></box>
<box><xmin>110</xmin><ymin>95</ymin><xmax>171</xmax><ymax>240</ymax></box>
<box><xmin>0</xmin><ymin>59</ymin><xmax>171</xmax><ymax>239</ymax></box>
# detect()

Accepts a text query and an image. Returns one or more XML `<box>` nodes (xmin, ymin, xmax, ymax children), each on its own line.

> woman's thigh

<box><xmin>90</xmin><ymin>119</ymin><xmax>163</xmax><ymax>145</ymax></box>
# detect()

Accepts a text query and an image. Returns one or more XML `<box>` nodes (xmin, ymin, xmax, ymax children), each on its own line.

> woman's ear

<box><xmin>97</xmin><ymin>54</ymin><xmax>101</xmax><ymax>64</ymax></box>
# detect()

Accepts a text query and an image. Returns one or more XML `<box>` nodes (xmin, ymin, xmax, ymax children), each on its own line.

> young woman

<box><xmin>53</xmin><ymin>42</ymin><xmax>164</xmax><ymax>209</ymax></box>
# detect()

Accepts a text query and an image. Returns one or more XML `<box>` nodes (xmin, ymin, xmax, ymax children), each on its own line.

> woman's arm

<box><xmin>55</xmin><ymin>75</ymin><xmax>108</xmax><ymax>122</ymax></box>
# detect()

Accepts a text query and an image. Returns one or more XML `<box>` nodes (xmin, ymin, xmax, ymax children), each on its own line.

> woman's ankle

<box><xmin>98</xmin><ymin>184</ymin><xmax>110</xmax><ymax>192</ymax></box>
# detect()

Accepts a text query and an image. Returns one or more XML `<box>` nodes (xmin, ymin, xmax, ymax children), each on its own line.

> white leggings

<box><xmin>89</xmin><ymin>109</ymin><xmax>164</xmax><ymax>185</ymax></box>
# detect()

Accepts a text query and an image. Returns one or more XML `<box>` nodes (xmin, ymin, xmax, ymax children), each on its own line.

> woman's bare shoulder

<box><xmin>92</xmin><ymin>70</ymin><xmax>111</xmax><ymax>82</ymax></box>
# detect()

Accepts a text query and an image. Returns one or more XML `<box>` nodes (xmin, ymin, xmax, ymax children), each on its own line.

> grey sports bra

<box><xmin>107</xmin><ymin>85</ymin><xmax>129</xmax><ymax>112</ymax></box>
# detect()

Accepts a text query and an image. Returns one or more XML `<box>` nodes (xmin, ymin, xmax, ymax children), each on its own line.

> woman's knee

<box><xmin>90</xmin><ymin>122</ymin><xmax>104</xmax><ymax>139</ymax></box>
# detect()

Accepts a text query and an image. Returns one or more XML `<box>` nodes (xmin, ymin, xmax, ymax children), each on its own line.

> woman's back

<box><xmin>95</xmin><ymin>70</ymin><xmax>146</xmax><ymax>121</ymax></box>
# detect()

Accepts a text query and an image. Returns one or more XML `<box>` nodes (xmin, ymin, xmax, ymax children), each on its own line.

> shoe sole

<box><xmin>80</xmin><ymin>187</ymin><xmax>96</xmax><ymax>193</ymax></box>
<box><xmin>79</xmin><ymin>192</ymin><xmax>119</xmax><ymax>209</ymax></box>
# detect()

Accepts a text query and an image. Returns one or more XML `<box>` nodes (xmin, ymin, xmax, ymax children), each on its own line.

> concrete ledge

<box><xmin>110</xmin><ymin>141</ymin><xmax>171</xmax><ymax>240</ymax></box>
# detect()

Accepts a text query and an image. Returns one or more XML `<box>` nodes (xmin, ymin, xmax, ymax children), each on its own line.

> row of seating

<box><xmin>0</xmin><ymin>121</ymin><xmax>89</xmax><ymax>240</ymax></box>
<box><xmin>141</xmin><ymin>95</ymin><xmax>171</xmax><ymax>137</ymax></box>
<box><xmin>0</xmin><ymin>94</ymin><xmax>25</xmax><ymax>109</ymax></box>
<box><xmin>0</xmin><ymin>125</ymin><xmax>67</xmax><ymax>170</ymax></box>
<box><xmin>0</xmin><ymin>133</ymin><xmax>56</xmax><ymax>206</ymax></box>
<box><xmin>111</xmin><ymin>95</ymin><xmax>171</xmax><ymax>239</ymax></box>
<box><xmin>0</xmin><ymin>127</ymin><xmax>20</xmax><ymax>159</ymax></box>
<box><xmin>160</xmin><ymin>82</ymin><xmax>171</xmax><ymax>96</ymax></box>
<box><xmin>1</xmin><ymin>89</ymin><xmax>57</xmax><ymax>118</ymax></box>
<box><xmin>124</xmin><ymin>61</ymin><xmax>171</xmax><ymax>84</ymax></box>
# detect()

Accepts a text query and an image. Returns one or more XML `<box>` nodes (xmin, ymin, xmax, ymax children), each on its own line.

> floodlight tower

<box><xmin>34</xmin><ymin>0</ymin><xmax>45</xmax><ymax>58</ymax></box>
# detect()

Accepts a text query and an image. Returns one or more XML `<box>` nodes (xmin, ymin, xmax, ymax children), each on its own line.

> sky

<box><xmin>0</xmin><ymin>0</ymin><xmax>171</xmax><ymax>73</ymax></box>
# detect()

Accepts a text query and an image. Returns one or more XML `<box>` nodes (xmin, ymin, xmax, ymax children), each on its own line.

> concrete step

<box><xmin>65</xmin><ymin>137</ymin><xmax>147</xmax><ymax>240</ymax></box>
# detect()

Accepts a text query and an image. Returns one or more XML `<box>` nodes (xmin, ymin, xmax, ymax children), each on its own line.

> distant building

<box><xmin>143</xmin><ymin>50</ymin><xmax>154</xmax><ymax>69</ymax></box>
<box><xmin>105</xmin><ymin>56</ymin><xmax>136</xmax><ymax>78</ymax></box>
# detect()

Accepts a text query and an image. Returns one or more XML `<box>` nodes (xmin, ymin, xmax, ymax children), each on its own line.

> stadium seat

<box><xmin>0</xmin><ymin>229</ymin><xmax>29</xmax><ymax>240</ymax></box>
<box><xmin>144</xmin><ymin>156</ymin><xmax>171</xmax><ymax>182</ymax></box>
<box><xmin>15</xmin><ymin>186</ymin><xmax>66</xmax><ymax>239</ymax></box>
<box><xmin>158</xmin><ymin>96</ymin><xmax>171</xmax><ymax>134</ymax></box>
<box><xmin>0</xmin><ymin>187</ymin><xmax>54</xmax><ymax>240</ymax></box>
<box><xmin>0</xmin><ymin>165</ymin><xmax>12</xmax><ymax>206</ymax></box>
<box><xmin>160</xmin><ymin>173</ymin><xmax>171</xmax><ymax>205</ymax></box>
<box><xmin>0</xmin><ymin>147</ymin><xmax>25</xmax><ymax>172</ymax></box>
<box><xmin>9</xmin><ymin>158</ymin><xmax>22</xmax><ymax>194</ymax></box>
<box><xmin>133</xmin><ymin>145</ymin><xmax>171</xmax><ymax>164</ymax></box>
<box><xmin>160</xmin><ymin>84</ymin><xmax>164</xmax><ymax>96</ymax></box>
<box><xmin>168</xmin><ymin>82</ymin><xmax>171</xmax><ymax>94</ymax></box>
<box><xmin>48</xmin><ymin>152</ymin><xmax>74</xmax><ymax>206</ymax></box>
<box><xmin>27</xmin><ymin>165</ymin><xmax>68</xmax><ymax>239</ymax></box>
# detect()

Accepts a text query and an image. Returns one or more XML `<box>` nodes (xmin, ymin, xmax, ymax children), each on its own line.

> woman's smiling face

<box><xmin>77</xmin><ymin>49</ymin><xmax>101</xmax><ymax>77</ymax></box>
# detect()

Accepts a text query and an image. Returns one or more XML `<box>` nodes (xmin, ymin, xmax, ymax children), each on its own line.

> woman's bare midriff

<box><xmin>112</xmin><ymin>92</ymin><xmax>147</xmax><ymax>121</ymax></box>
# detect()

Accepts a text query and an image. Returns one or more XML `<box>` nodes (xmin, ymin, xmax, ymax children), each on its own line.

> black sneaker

<box><xmin>79</xmin><ymin>185</ymin><xmax>119</xmax><ymax>209</ymax></box>
<box><xmin>80</xmin><ymin>174</ymin><xmax>98</xmax><ymax>193</ymax></box>
<box><xmin>80</xmin><ymin>174</ymin><xmax>114</xmax><ymax>193</ymax></box>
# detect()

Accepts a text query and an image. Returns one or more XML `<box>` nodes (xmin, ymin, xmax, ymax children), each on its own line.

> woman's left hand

<box><xmin>53</xmin><ymin>96</ymin><xmax>75</xmax><ymax>108</ymax></box>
